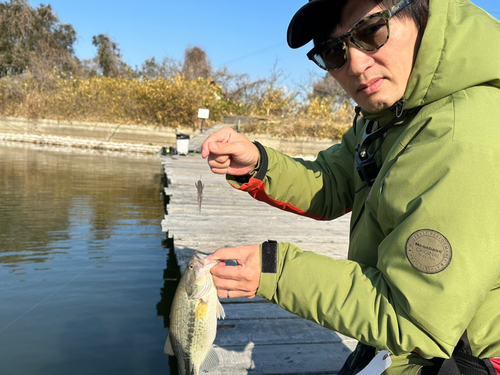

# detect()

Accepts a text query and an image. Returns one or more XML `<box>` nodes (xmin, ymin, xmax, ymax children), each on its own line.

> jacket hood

<box><xmin>364</xmin><ymin>0</ymin><xmax>500</xmax><ymax>121</ymax></box>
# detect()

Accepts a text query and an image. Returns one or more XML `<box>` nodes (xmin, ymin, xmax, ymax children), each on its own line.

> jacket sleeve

<box><xmin>258</xmin><ymin>137</ymin><xmax>500</xmax><ymax>359</ymax></box>
<box><xmin>226</xmin><ymin>128</ymin><xmax>359</xmax><ymax>221</ymax></box>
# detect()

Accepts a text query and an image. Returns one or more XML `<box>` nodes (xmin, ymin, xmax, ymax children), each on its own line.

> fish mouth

<box><xmin>187</xmin><ymin>252</ymin><xmax>220</xmax><ymax>299</ymax></box>
<box><xmin>194</xmin><ymin>252</ymin><xmax>220</xmax><ymax>269</ymax></box>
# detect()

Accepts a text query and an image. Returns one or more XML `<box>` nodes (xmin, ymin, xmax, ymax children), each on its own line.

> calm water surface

<box><xmin>0</xmin><ymin>142</ymin><xmax>179</xmax><ymax>375</ymax></box>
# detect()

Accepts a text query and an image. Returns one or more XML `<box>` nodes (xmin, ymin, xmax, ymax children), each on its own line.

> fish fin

<box><xmin>216</xmin><ymin>298</ymin><xmax>225</xmax><ymax>320</ymax></box>
<box><xmin>200</xmin><ymin>347</ymin><xmax>219</xmax><ymax>373</ymax></box>
<box><xmin>163</xmin><ymin>334</ymin><xmax>175</xmax><ymax>355</ymax></box>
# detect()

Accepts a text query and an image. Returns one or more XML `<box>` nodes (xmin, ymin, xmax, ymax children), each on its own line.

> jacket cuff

<box><xmin>227</xmin><ymin>141</ymin><xmax>268</xmax><ymax>187</ymax></box>
<box><xmin>252</xmin><ymin>141</ymin><xmax>268</xmax><ymax>181</ymax></box>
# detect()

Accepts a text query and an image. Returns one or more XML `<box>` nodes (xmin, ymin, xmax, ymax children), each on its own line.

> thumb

<box><xmin>210</xmin><ymin>141</ymin><xmax>245</xmax><ymax>158</ymax></box>
<box><xmin>208</xmin><ymin>141</ymin><xmax>220</xmax><ymax>154</ymax></box>
<box><xmin>202</xmin><ymin>141</ymin><xmax>218</xmax><ymax>158</ymax></box>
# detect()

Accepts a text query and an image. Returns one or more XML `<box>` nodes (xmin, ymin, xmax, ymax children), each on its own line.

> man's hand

<box><xmin>208</xmin><ymin>244</ymin><xmax>260</xmax><ymax>299</ymax></box>
<box><xmin>201</xmin><ymin>127</ymin><xmax>259</xmax><ymax>176</ymax></box>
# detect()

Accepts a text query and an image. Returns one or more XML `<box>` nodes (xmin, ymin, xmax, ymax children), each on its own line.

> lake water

<box><xmin>0</xmin><ymin>142</ymin><xmax>179</xmax><ymax>375</ymax></box>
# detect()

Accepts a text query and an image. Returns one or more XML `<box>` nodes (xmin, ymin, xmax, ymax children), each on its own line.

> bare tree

<box><xmin>91</xmin><ymin>34</ymin><xmax>133</xmax><ymax>77</ymax></box>
<box><xmin>182</xmin><ymin>45</ymin><xmax>211</xmax><ymax>80</ymax></box>
<box><xmin>213</xmin><ymin>67</ymin><xmax>265</xmax><ymax>101</ymax></box>
<box><xmin>0</xmin><ymin>0</ymin><xmax>79</xmax><ymax>79</ymax></box>
<box><xmin>141</xmin><ymin>56</ymin><xmax>182</xmax><ymax>79</ymax></box>
<box><xmin>267</xmin><ymin>58</ymin><xmax>289</xmax><ymax>90</ymax></box>
<box><xmin>310</xmin><ymin>73</ymin><xmax>354</xmax><ymax>110</ymax></box>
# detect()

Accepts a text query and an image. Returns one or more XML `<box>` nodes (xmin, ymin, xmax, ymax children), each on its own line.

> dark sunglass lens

<box><xmin>353</xmin><ymin>17</ymin><xmax>389</xmax><ymax>51</ymax></box>
<box><xmin>319</xmin><ymin>43</ymin><xmax>345</xmax><ymax>70</ymax></box>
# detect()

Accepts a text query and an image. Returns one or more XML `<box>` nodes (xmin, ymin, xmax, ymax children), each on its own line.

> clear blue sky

<box><xmin>37</xmin><ymin>0</ymin><xmax>500</xmax><ymax>89</ymax></box>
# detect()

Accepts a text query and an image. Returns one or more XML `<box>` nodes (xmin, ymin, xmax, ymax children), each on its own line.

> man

<box><xmin>201</xmin><ymin>0</ymin><xmax>500</xmax><ymax>373</ymax></box>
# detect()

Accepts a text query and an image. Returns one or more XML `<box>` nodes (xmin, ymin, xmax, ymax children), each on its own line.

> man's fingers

<box><xmin>206</xmin><ymin>155</ymin><xmax>231</xmax><ymax>174</ymax></box>
<box><xmin>212</xmin><ymin>274</ymin><xmax>240</xmax><ymax>290</ymax></box>
<box><xmin>206</xmin><ymin>141</ymin><xmax>244</xmax><ymax>159</ymax></box>
<box><xmin>209</xmin><ymin>167</ymin><xmax>228</xmax><ymax>175</ymax></box>
<box><xmin>209</xmin><ymin>245</ymin><xmax>260</xmax><ymax>299</ymax></box>
<box><xmin>201</xmin><ymin>127</ymin><xmax>236</xmax><ymax>158</ymax></box>
<box><xmin>217</xmin><ymin>289</ymin><xmax>257</xmax><ymax>300</ymax></box>
<box><xmin>207</xmin><ymin>154</ymin><xmax>230</xmax><ymax>166</ymax></box>
<box><xmin>210</xmin><ymin>262</ymin><xmax>242</xmax><ymax>280</ymax></box>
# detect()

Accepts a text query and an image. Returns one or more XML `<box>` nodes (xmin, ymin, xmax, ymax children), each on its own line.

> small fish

<box><xmin>164</xmin><ymin>252</ymin><xmax>225</xmax><ymax>375</ymax></box>
<box><xmin>195</xmin><ymin>178</ymin><xmax>204</xmax><ymax>213</ymax></box>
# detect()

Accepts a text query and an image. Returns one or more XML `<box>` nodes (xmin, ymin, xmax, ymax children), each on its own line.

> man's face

<box><xmin>329</xmin><ymin>0</ymin><xmax>420</xmax><ymax>113</ymax></box>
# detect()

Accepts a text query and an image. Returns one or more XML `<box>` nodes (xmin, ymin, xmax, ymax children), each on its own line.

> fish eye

<box><xmin>189</xmin><ymin>264</ymin><xmax>194</xmax><ymax>270</ymax></box>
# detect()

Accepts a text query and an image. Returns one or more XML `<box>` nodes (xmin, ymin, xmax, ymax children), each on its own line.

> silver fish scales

<box><xmin>164</xmin><ymin>252</ymin><xmax>225</xmax><ymax>375</ymax></box>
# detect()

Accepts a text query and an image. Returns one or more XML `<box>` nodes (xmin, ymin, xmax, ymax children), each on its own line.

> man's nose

<box><xmin>345</xmin><ymin>41</ymin><xmax>374</xmax><ymax>76</ymax></box>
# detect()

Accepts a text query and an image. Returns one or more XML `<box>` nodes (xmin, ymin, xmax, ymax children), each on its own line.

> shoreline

<box><xmin>0</xmin><ymin>132</ymin><xmax>161</xmax><ymax>154</ymax></box>
<box><xmin>0</xmin><ymin>116</ymin><xmax>340</xmax><ymax>157</ymax></box>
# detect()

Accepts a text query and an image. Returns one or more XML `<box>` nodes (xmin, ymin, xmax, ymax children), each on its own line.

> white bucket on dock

<box><xmin>176</xmin><ymin>134</ymin><xmax>190</xmax><ymax>155</ymax></box>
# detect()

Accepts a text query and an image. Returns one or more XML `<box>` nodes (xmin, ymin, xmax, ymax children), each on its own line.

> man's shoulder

<box><xmin>450</xmin><ymin>84</ymin><xmax>500</xmax><ymax>145</ymax></box>
<box><xmin>412</xmin><ymin>85</ymin><xmax>500</xmax><ymax>148</ymax></box>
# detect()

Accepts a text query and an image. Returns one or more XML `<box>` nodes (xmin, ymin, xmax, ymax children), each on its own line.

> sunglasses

<box><xmin>307</xmin><ymin>0</ymin><xmax>412</xmax><ymax>71</ymax></box>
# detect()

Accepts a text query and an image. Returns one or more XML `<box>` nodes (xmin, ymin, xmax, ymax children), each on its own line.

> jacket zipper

<box><xmin>350</xmin><ymin>204</ymin><xmax>366</xmax><ymax>236</ymax></box>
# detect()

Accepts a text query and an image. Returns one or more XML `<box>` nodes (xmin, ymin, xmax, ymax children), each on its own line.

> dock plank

<box><xmin>161</xmin><ymin>153</ymin><xmax>355</xmax><ymax>374</ymax></box>
<box><xmin>216</xmin><ymin>318</ymin><xmax>343</xmax><ymax>346</ymax></box>
<box><xmin>213</xmin><ymin>342</ymin><xmax>354</xmax><ymax>375</ymax></box>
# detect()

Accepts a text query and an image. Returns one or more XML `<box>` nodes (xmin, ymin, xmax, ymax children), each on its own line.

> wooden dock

<box><xmin>160</xmin><ymin>153</ymin><xmax>357</xmax><ymax>375</ymax></box>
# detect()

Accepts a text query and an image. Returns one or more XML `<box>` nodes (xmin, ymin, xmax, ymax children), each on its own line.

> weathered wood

<box><xmin>221</xmin><ymin>301</ymin><xmax>298</xmax><ymax>320</ymax></box>
<box><xmin>213</xmin><ymin>342</ymin><xmax>355</xmax><ymax>374</ymax></box>
<box><xmin>161</xmin><ymin>153</ymin><xmax>355</xmax><ymax>374</ymax></box>
<box><xmin>215</xmin><ymin>318</ymin><xmax>344</xmax><ymax>346</ymax></box>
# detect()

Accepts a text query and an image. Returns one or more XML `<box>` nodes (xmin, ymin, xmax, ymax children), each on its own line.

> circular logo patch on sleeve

<box><xmin>406</xmin><ymin>229</ymin><xmax>452</xmax><ymax>274</ymax></box>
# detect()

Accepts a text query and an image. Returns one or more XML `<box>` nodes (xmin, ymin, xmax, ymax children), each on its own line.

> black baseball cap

<box><xmin>287</xmin><ymin>0</ymin><xmax>346</xmax><ymax>49</ymax></box>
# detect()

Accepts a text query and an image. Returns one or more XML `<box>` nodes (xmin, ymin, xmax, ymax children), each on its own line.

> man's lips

<box><xmin>357</xmin><ymin>78</ymin><xmax>384</xmax><ymax>94</ymax></box>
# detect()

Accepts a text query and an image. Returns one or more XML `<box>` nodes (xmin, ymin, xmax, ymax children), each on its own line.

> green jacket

<box><xmin>229</xmin><ymin>0</ymin><xmax>500</xmax><ymax>373</ymax></box>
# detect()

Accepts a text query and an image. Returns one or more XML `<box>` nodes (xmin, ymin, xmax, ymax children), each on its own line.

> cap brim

<box><xmin>287</xmin><ymin>0</ymin><xmax>341</xmax><ymax>49</ymax></box>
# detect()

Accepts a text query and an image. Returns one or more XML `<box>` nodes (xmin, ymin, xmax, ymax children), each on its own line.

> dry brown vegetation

<box><xmin>0</xmin><ymin>69</ymin><xmax>353</xmax><ymax>138</ymax></box>
<box><xmin>0</xmin><ymin>0</ymin><xmax>354</xmax><ymax>139</ymax></box>
<box><xmin>243</xmin><ymin>101</ymin><xmax>352</xmax><ymax>139</ymax></box>
<box><xmin>0</xmin><ymin>72</ymin><xmax>226</xmax><ymax>127</ymax></box>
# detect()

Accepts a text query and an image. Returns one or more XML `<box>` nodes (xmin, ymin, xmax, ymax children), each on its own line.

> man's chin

<box><xmin>358</xmin><ymin>92</ymin><xmax>401</xmax><ymax>113</ymax></box>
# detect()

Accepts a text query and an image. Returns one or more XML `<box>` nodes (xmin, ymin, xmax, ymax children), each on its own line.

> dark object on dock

<box><xmin>195</xmin><ymin>179</ymin><xmax>204</xmax><ymax>213</ymax></box>
<box><xmin>161</xmin><ymin>146</ymin><xmax>177</xmax><ymax>156</ymax></box>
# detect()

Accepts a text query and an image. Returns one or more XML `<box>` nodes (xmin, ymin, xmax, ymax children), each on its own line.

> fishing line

<box><xmin>0</xmin><ymin>214</ymin><xmax>165</xmax><ymax>334</ymax></box>
<box><xmin>223</xmin><ymin>41</ymin><xmax>286</xmax><ymax>65</ymax></box>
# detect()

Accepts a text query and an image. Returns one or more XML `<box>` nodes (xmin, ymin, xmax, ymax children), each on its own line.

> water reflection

<box><xmin>0</xmin><ymin>142</ymin><xmax>163</xmax><ymax>269</ymax></box>
<box><xmin>0</xmin><ymin>142</ymin><xmax>170</xmax><ymax>375</ymax></box>
<box><xmin>156</xmin><ymin>236</ymin><xmax>181</xmax><ymax>375</ymax></box>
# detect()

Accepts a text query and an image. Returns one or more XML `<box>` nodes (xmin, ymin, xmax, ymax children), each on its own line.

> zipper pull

<box><xmin>394</xmin><ymin>100</ymin><xmax>405</xmax><ymax>118</ymax></box>
<box><xmin>353</xmin><ymin>106</ymin><xmax>362</xmax><ymax>135</ymax></box>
